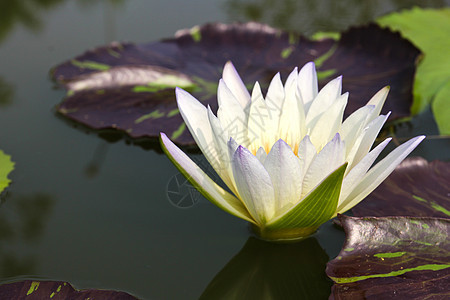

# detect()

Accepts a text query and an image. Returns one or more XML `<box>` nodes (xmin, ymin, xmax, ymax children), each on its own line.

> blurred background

<box><xmin>0</xmin><ymin>1</ymin><xmax>448</xmax><ymax>299</ymax></box>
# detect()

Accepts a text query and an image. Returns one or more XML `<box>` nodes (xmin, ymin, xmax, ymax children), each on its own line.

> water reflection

<box><xmin>225</xmin><ymin>0</ymin><xmax>449</xmax><ymax>36</ymax></box>
<box><xmin>0</xmin><ymin>193</ymin><xmax>54</xmax><ymax>277</ymax></box>
<box><xmin>0</xmin><ymin>0</ymin><xmax>64</xmax><ymax>43</ymax></box>
<box><xmin>0</xmin><ymin>78</ymin><xmax>14</xmax><ymax>108</ymax></box>
<box><xmin>84</xmin><ymin>141</ymin><xmax>109</xmax><ymax>178</ymax></box>
<box><xmin>200</xmin><ymin>237</ymin><xmax>331</xmax><ymax>300</ymax></box>
<box><xmin>0</xmin><ymin>0</ymin><xmax>125</xmax><ymax>45</ymax></box>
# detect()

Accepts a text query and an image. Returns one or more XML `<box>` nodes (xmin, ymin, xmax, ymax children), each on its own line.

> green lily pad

<box><xmin>352</xmin><ymin>157</ymin><xmax>450</xmax><ymax>219</ymax></box>
<box><xmin>326</xmin><ymin>215</ymin><xmax>450</xmax><ymax>299</ymax></box>
<box><xmin>51</xmin><ymin>22</ymin><xmax>419</xmax><ymax>145</ymax></box>
<box><xmin>0</xmin><ymin>280</ymin><xmax>138</xmax><ymax>299</ymax></box>
<box><xmin>0</xmin><ymin>150</ymin><xmax>14</xmax><ymax>194</ymax></box>
<box><xmin>200</xmin><ymin>237</ymin><xmax>331</xmax><ymax>299</ymax></box>
<box><xmin>378</xmin><ymin>7</ymin><xmax>450</xmax><ymax>134</ymax></box>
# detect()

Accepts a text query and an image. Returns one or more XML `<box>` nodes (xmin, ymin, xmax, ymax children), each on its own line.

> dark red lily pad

<box><xmin>352</xmin><ymin>157</ymin><xmax>450</xmax><ymax>218</ymax></box>
<box><xmin>326</xmin><ymin>215</ymin><xmax>450</xmax><ymax>300</ymax></box>
<box><xmin>51</xmin><ymin>22</ymin><xmax>419</xmax><ymax>145</ymax></box>
<box><xmin>0</xmin><ymin>280</ymin><xmax>138</xmax><ymax>299</ymax></box>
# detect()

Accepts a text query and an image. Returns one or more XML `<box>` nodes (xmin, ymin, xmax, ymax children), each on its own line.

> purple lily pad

<box><xmin>352</xmin><ymin>157</ymin><xmax>450</xmax><ymax>218</ymax></box>
<box><xmin>51</xmin><ymin>22</ymin><xmax>419</xmax><ymax>145</ymax></box>
<box><xmin>0</xmin><ymin>280</ymin><xmax>138</xmax><ymax>299</ymax></box>
<box><xmin>326</xmin><ymin>215</ymin><xmax>450</xmax><ymax>299</ymax></box>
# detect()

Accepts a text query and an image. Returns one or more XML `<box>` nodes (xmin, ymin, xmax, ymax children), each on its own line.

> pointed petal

<box><xmin>207</xmin><ymin>106</ymin><xmax>227</xmax><ymax>165</ymax></box>
<box><xmin>231</xmin><ymin>145</ymin><xmax>276</xmax><ymax>224</ymax></box>
<box><xmin>265</xmin><ymin>72</ymin><xmax>285</xmax><ymax>140</ymax></box>
<box><xmin>297</xmin><ymin>62</ymin><xmax>318</xmax><ymax>114</ymax></box>
<box><xmin>278</xmin><ymin>68</ymin><xmax>306</xmax><ymax>152</ymax></box>
<box><xmin>255</xmin><ymin>147</ymin><xmax>267</xmax><ymax>164</ymax></box>
<box><xmin>338</xmin><ymin>138</ymin><xmax>392</xmax><ymax>206</ymax></box>
<box><xmin>176</xmin><ymin>87</ymin><xmax>220</xmax><ymax>170</ymax></box>
<box><xmin>302</xmin><ymin>133</ymin><xmax>345</xmax><ymax>198</ymax></box>
<box><xmin>247</xmin><ymin>82</ymin><xmax>270</xmax><ymax>152</ymax></box>
<box><xmin>365</xmin><ymin>86</ymin><xmax>389</xmax><ymax>122</ymax></box>
<box><xmin>207</xmin><ymin>107</ymin><xmax>238</xmax><ymax>195</ymax></box>
<box><xmin>222</xmin><ymin>61</ymin><xmax>251</xmax><ymax>109</ymax></box>
<box><xmin>217</xmin><ymin>79</ymin><xmax>249</xmax><ymax>146</ymax></box>
<box><xmin>346</xmin><ymin>113</ymin><xmax>391</xmax><ymax>169</ymax></box>
<box><xmin>340</xmin><ymin>105</ymin><xmax>375</xmax><ymax>156</ymax></box>
<box><xmin>306</xmin><ymin>76</ymin><xmax>342</xmax><ymax>127</ymax></box>
<box><xmin>309</xmin><ymin>92</ymin><xmax>348</xmax><ymax>150</ymax></box>
<box><xmin>264</xmin><ymin>139</ymin><xmax>303</xmax><ymax>212</ymax></box>
<box><xmin>160</xmin><ymin>133</ymin><xmax>254</xmax><ymax>223</ymax></box>
<box><xmin>338</xmin><ymin>135</ymin><xmax>425</xmax><ymax>213</ymax></box>
<box><xmin>297</xmin><ymin>135</ymin><xmax>317</xmax><ymax>182</ymax></box>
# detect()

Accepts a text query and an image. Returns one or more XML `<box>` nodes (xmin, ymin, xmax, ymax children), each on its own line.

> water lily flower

<box><xmin>160</xmin><ymin>61</ymin><xmax>425</xmax><ymax>241</ymax></box>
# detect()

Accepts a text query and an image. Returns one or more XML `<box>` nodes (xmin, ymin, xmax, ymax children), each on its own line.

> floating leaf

<box><xmin>200</xmin><ymin>237</ymin><xmax>331</xmax><ymax>299</ymax></box>
<box><xmin>0</xmin><ymin>150</ymin><xmax>14</xmax><ymax>194</ymax></box>
<box><xmin>378</xmin><ymin>7</ymin><xmax>450</xmax><ymax>134</ymax></box>
<box><xmin>352</xmin><ymin>157</ymin><xmax>450</xmax><ymax>218</ymax></box>
<box><xmin>51</xmin><ymin>22</ymin><xmax>419</xmax><ymax>145</ymax></box>
<box><xmin>0</xmin><ymin>280</ymin><xmax>137</xmax><ymax>299</ymax></box>
<box><xmin>432</xmin><ymin>79</ymin><xmax>450</xmax><ymax>135</ymax></box>
<box><xmin>326</xmin><ymin>215</ymin><xmax>450</xmax><ymax>299</ymax></box>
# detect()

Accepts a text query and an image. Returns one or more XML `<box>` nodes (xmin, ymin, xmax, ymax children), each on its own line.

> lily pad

<box><xmin>0</xmin><ymin>150</ymin><xmax>14</xmax><ymax>194</ymax></box>
<box><xmin>326</xmin><ymin>215</ymin><xmax>450</xmax><ymax>299</ymax></box>
<box><xmin>51</xmin><ymin>22</ymin><xmax>419</xmax><ymax>145</ymax></box>
<box><xmin>0</xmin><ymin>280</ymin><xmax>138</xmax><ymax>299</ymax></box>
<box><xmin>352</xmin><ymin>157</ymin><xmax>450</xmax><ymax>218</ymax></box>
<box><xmin>200</xmin><ymin>237</ymin><xmax>331</xmax><ymax>299</ymax></box>
<box><xmin>378</xmin><ymin>7</ymin><xmax>450</xmax><ymax>134</ymax></box>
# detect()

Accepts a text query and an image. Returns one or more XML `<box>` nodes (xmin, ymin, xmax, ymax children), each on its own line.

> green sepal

<box><xmin>265</xmin><ymin>163</ymin><xmax>347</xmax><ymax>230</ymax></box>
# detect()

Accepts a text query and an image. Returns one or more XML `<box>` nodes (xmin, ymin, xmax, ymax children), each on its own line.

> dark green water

<box><xmin>0</xmin><ymin>1</ymin><xmax>448</xmax><ymax>299</ymax></box>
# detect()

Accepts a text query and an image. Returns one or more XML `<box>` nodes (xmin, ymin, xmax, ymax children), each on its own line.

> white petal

<box><xmin>255</xmin><ymin>147</ymin><xmax>267</xmax><ymax>164</ymax></box>
<box><xmin>176</xmin><ymin>88</ymin><xmax>220</xmax><ymax>170</ymax></box>
<box><xmin>227</xmin><ymin>137</ymin><xmax>239</xmax><ymax>160</ymax></box>
<box><xmin>247</xmin><ymin>82</ymin><xmax>270</xmax><ymax>152</ymax></box>
<box><xmin>306</xmin><ymin>75</ymin><xmax>342</xmax><ymax>127</ymax></box>
<box><xmin>160</xmin><ymin>133</ymin><xmax>254</xmax><ymax>223</ymax></box>
<box><xmin>264</xmin><ymin>139</ymin><xmax>303</xmax><ymax>212</ymax></box>
<box><xmin>207</xmin><ymin>106</ymin><xmax>227</xmax><ymax>162</ymax></box>
<box><xmin>337</xmin><ymin>135</ymin><xmax>425</xmax><ymax>213</ymax></box>
<box><xmin>217</xmin><ymin>79</ymin><xmax>249</xmax><ymax>147</ymax></box>
<box><xmin>338</xmin><ymin>137</ymin><xmax>392</xmax><ymax>206</ymax></box>
<box><xmin>297</xmin><ymin>61</ymin><xmax>318</xmax><ymax>114</ymax></box>
<box><xmin>346</xmin><ymin>113</ymin><xmax>391</xmax><ymax>169</ymax></box>
<box><xmin>265</xmin><ymin>72</ymin><xmax>285</xmax><ymax>139</ymax></box>
<box><xmin>297</xmin><ymin>135</ymin><xmax>317</xmax><ymax>182</ymax></box>
<box><xmin>222</xmin><ymin>61</ymin><xmax>251</xmax><ymax>109</ymax></box>
<box><xmin>365</xmin><ymin>86</ymin><xmax>389</xmax><ymax>123</ymax></box>
<box><xmin>340</xmin><ymin>105</ymin><xmax>375</xmax><ymax>156</ymax></box>
<box><xmin>278</xmin><ymin>68</ymin><xmax>306</xmax><ymax>152</ymax></box>
<box><xmin>301</xmin><ymin>133</ymin><xmax>345</xmax><ymax>198</ymax></box>
<box><xmin>231</xmin><ymin>145</ymin><xmax>276</xmax><ymax>224</ymax></box>
<box><xmin>207</xmin><ymin>107</ymin><xmax>238</xmax><ymax>195</ymax></box>
<box><xmin>309</xmin><ymin>92</ymin><xmax>348</xmax><ymax>150</ymax></box>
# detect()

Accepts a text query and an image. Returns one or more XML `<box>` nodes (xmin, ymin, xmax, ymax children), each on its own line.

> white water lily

<box><xmin>160</xmin><ymin>61</ymin><xmax>425</xmax><ymax>241</ymax></box>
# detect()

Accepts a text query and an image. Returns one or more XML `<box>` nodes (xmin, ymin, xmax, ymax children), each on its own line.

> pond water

<box><xmin>0</xmin><ymin>0</ymin><xmax>449</xmax><ymax>299</ymax></box>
